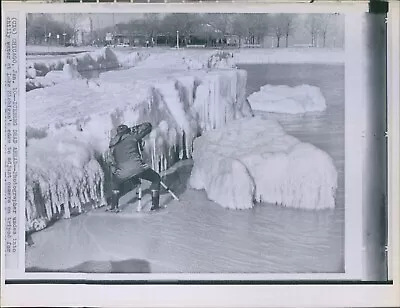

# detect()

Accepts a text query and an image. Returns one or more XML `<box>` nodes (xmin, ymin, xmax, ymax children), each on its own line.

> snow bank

<box><xmin>189</xmin><ymin>116</ymin><xmax>337</xmax><ymax>210</ymax></box>
<box><xmin>247</xmin><ymin>84</ymin><xmax>327</xmax><ymax>114</ymax></box>
<box><xmin>233</xmin><ymin>48</ymin><xmax>344</xmax><ymax>65</ymax></box>
<box><xmin>26</xmin><ymin>65</ymin><xmax>252</xmax><ymax>231</ymax></box>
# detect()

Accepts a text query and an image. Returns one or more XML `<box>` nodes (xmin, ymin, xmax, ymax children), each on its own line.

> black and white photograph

<box><xmin>1</xmin><ymin>0</ymin><xmax>399</xmax><ymax>306</ymax></box>
<box><xmin>23</xmin><ymin>11</ymin><xmax>350</xmax><ymax>274</ymax></box>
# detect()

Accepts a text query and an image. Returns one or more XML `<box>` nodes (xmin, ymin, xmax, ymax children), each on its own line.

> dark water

<box><xmin>26</xmin><ymin>64</ymin><xmax>346</xmax><ymax>274</ymax></box>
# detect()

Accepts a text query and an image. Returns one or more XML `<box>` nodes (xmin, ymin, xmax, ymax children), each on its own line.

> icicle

<box><xmin>153</xmin><ymin>137</ymin><xmax>156</xmax><ymax>170</ymax></box>
<box><xmin>163</xmin><ymin>155</ymin><xmax>167</xmax><ymax>171</ymax></box>
<box><xmin>63</xmin><ymin>202</ymin><xmax>70</xmax><ymax>219</ymax></box>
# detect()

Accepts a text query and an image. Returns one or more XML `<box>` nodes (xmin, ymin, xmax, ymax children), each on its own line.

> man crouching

<box><xmin>107</xmin><ymin>123</ymin><xmax>161</xmax><ymax>212</ymax></box>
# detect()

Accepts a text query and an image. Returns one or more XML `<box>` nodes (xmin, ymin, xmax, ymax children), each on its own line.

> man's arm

<box><xmin>130</xmin><ymin>122</ymin><xmax>152</xmax><ymax>140</ymax></box>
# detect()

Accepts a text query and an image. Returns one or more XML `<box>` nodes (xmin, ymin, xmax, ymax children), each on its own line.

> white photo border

<box><xmin>1</xmin><ymin>0</ymin><xmax>399</xmax><ymax>306</ymax></box>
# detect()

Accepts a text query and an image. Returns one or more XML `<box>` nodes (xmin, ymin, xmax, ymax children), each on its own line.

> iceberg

<box><xmin>247</xmin><ymin>84</ymin><xmax>327</xmax><ymax>114</ymax></box>
<box><xmin>189</xmin><ymin>116</ymin><xmax>337</xmax><ymax>210</ymax></box>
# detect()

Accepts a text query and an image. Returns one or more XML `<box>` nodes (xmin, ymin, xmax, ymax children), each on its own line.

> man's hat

<box><xmin>117</xmin><ymin>124</ymin><xmax>129</xmax><ymax>135</ymax></box>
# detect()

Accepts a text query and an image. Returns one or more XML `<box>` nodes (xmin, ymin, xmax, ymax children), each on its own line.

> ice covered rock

<box><xmin>133</xmin><ymin>50</ymin><xmax>235</xmax><ymax>71</ymax></box>
<box><xmin>114</xmin><ymin>50</ymin><xmax>150</xmax><ymax>68</ymax></box>
<box><xmin>26</xmin><ymin>47</ymin><xmax>150</xmax><ymax>91</ymax></box>
<box><xmin>247</xmin><ymin>84</ymin><xmax>327</xmax><ymax>114</ymax></box>
<box><xmin>189</xmin><ymin>116</ymin><xmax>337</xmax><ymax>210</ymax></box>
<box><xmin>62</xmin><ymin>63</ymin><xmax>82</xmax><ymax>79</ymax></box>
<box><xmin>207</xmin><ymin>51</ymin><xmax>236</xmax><ymax>69</ymax></box>
<box><xmin>27</xmin><ymin>66</ymin><xmax>37</xmax><ymax>79</ymax></box>
<box><xmin>26</xmin><ymin>64</ymin><xmax>82</xmax><ymax>90</ymax></box>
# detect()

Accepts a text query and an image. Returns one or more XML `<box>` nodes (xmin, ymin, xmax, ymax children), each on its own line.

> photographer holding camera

<box><xmin>107</xmin><ymin>123</ymin><xmax>161</xmax><ymax>212</ymax></box>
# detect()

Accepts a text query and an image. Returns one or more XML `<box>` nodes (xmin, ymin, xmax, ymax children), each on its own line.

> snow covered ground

<box><xmin>247</xmin><ymin>84</ymin><xmax>327</xmax><ymax>114</ymax></box>
<box><xmin>190</xmin><ymin>116</ymin><xmax>337</xmax><ymax>210</ymax></box>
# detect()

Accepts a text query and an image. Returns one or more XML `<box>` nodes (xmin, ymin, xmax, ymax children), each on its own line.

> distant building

<box><xmin>104</xmin><ymin>30</ymin><xmax>149</xmax><ymax>47</ymax></box>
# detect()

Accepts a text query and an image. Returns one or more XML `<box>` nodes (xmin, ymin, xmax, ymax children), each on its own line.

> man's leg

<box><xmin>109</xmin><ymin>175</ymin><xmax>122</xmax><ymax>211</ymax></box>
<box><xmin>137</xmin><ymin>168</ymin><xmax>161</xmax><ymax>210</ymax></box>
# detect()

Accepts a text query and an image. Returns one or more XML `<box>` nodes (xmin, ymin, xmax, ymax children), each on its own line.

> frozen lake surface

<box><xmin>26</xmin><ymin>63</ymin><xmax>345</xmax><ymax>274</ymax></box>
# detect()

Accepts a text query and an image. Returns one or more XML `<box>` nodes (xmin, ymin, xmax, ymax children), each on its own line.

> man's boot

<box><xmin>150</xmin><ymin>189</ymin><xmax>160</xmax><ymax>211</ymax></box>
<box><xmin>110</xmin><ymin>190</ymin><xmax>120</xmax><ymax>212</ymax></box>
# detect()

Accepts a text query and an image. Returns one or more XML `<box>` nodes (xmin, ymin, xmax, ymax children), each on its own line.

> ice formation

<box><xmin>247</xmin><ymin>84</ymin><xmax>327</xmax><ymax>114</ymax></box>
<box><xmin>26</xmin><ymin>47</ymin><xmax>149</xmax><ymax>91</ymax></box>
<box><xmin>189</xmin><ymin>116</ymin><xmax>337</xmax><ymax>210</ymax></box>
<box><xmin>26</xmin><ymin>134</ymin><xmax>105</xmax><ymax>231</ymax></box>
<box><xmin>26</xmin><ymin>53</ymin><xmax>252</xmax><ymax>231</ymax></box>
<box><xmin>26</xmin><ymin>63</ymin><xmax>83</xmax><ymax>90</ymax></box>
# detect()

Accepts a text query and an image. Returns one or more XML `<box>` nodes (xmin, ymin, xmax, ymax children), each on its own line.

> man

<box><xmin>107</xmin><ymin>123</ymin><xmax>161</xmax><ymax>212</ymax></box>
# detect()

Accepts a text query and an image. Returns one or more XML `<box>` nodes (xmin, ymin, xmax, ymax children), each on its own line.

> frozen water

<box><xmin>26</xmin><ymin>133</ymin><xmax>105</xmax><ymax>231</ymax></box>
<box><xmin>189</xmin><ymin>116</ymin><xmax>338</xmax><ymax>210</ymax></box>
<box><xmin>25</xmin><ymin>161</ymin><xmax>343</xmax><ymax>273</ymax></box>
<box><xmin>26</xmin><ymin>47</ymin><xmax>150</xmax><ymax>90</ymax></box>
<box><xmin>25</xmin><ymin>62</ymin><xmax>345</xmax><ymax>273</ymax></box>
<box><xmin>247</xmin><ymin>84</ymin><xmax>327</xmax><ymax>114</ymax></box>
<box><xmin>26</xmin><ymin>63</ymin><xmax>83</xmax><ymax>90</ymax></box>
<box><xmin>25</xmin><ymin>58</ymin><xmax>252</xmax><ymax>231</ymax></box>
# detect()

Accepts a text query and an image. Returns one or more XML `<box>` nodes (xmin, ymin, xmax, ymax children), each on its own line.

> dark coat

<box><xmin>109</xmin><ymin>122</ymin><xmax>152</xmax><ymax>181</ymax></box>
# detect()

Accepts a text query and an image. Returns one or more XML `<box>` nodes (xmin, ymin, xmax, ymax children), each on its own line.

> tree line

<box><xmin>27</xmin><ymin>13</ymin><xmax>343</xmax><ymax>48</ymax></box>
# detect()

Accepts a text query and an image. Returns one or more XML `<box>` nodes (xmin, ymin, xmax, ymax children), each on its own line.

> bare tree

<box><xmin>271</xmin><ymin>14</ymin><xmax>291</xmax><ymax>48</ymax></box>
<box><xmin>26</xmin><ymin>14</ymin><xmax>73</xmax><ymax>45</ymax></box>
<box><xmin>161</xmin><ymin>13</ymin><xmax>201</xmax><ymax>45</ymax></box>
<box><xmin>304</xmin><ymin>13</ymin><xmax>340</xmax><ymax>48</ymax></box>
<box><xmin>318</xmin><ymin>14</ymin><xmax>337</xmax><ymax>47</ymax></box>
<box><xmin>66</xmin><ymin>13</ymin><xmax>83</xmax><ymax>45</ymax></box>
<box><xmin>142</xmin><ymin>13</ymin><xmax>161</xmax><ymax>45</ymax></box>
<box><xmin>232</xmin><ymin>14</ymin><xmax>251</xmax><ymax>47</ymax></box>
<box><xmin>305</xmin><ymin>14</ymin><xmax>319</xmax><ymax>47</ymax></box>
<box><xmin>231</xmin><ymin>14</ymin><xmax>268</xmax><ymax>47</ymax></box>
<box><xmin>203</xmin><ymin>13</ymin><xmax>233</xmax><ymax>36</ymax></box>
<box><xmin>249</xmin><ymin>13</ymin><xmax>270</xmax><ymax>46</ymax></box>
<box><xmin>281</xmin><ymin>14</ymin><xmax>296</xmax><ymax>47</ymax></box>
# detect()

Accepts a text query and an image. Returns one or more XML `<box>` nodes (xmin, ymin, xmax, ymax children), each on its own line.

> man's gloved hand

<box><xmin>130</xmin><ymin>125</ymin><xmax>139</xmax><ymax>135</ymax></box>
